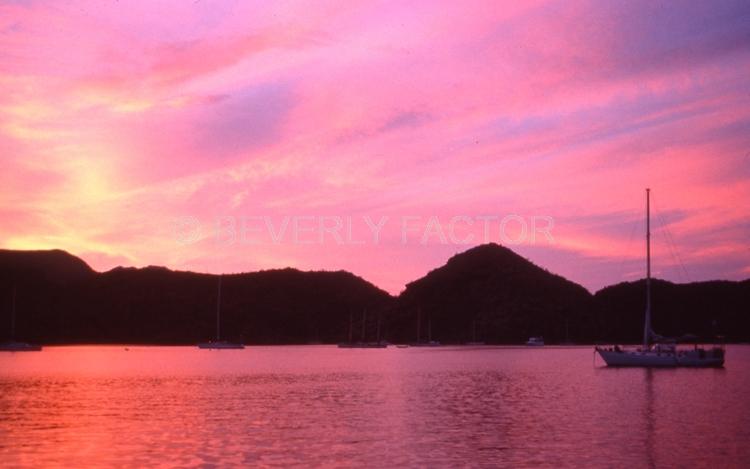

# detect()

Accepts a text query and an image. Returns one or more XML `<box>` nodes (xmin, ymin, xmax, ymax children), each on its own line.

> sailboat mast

<box><xmin>376</xmin><ymin>312</ymin><xmax>381</xmax><ymax>343</ymax></box>
<box><xmin>216</xmin><ymin>276</ymin><xmax>222</xmax><ymax>341</ymax></box>
<box><xmin>643</xmin><ymin>188</ymin><xmax>652</xmax><ymax>349</ymax></box>
<box><xmin>11</xmin><ymin>285</ymin><xmax>16</xmax><ymax>340</ymax></box>
<box><xmin>348</xmin><ymin>311</ymin><xmax>353</xmax><ymax>343</ymax></box>
<box><xmin>361</xmin><ymin>309</ymin><xmax>367</xmax><ymax>342</ymax></box>
<box><xmin>417</xmin><ymin>308</ymin><xmax>421</xmax><ymax>343</ymax></box>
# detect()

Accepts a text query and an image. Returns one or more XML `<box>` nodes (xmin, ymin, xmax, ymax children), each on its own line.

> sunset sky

<box><xmin>1</xmin><ymin>0</ymin><xmax>749</xmax><ymax>294</ymax></box>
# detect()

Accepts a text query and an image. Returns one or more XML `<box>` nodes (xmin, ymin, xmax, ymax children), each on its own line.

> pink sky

<box><xmin>1</xmin><ymin>0</ymin><xmax>749</xmax><ymax>294</ymax></box>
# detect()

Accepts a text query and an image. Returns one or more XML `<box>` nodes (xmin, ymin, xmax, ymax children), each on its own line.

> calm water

<box><xmin>1</xmin><ymin>345</ymin><xmax>749</xmax><ymax>468</ymax></box>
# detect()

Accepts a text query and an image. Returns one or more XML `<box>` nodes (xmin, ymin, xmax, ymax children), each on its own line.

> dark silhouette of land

<box><xmin>1</xmin><ymin>245</ymin><xmax>747</xmax><ymax>344</ymax></box>
<box><xmin>388</xmin><ymin>244</ymin><xmax>592</xmax><ymax>344</ymax></box>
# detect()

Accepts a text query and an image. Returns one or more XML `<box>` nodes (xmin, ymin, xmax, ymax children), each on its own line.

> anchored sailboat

<box><xmin>338</xmin><ymin>309</ymin><xmax>387</xmax><ymax>348</ymax></box>
<box><xmin>595</xmin><ymin>189</ymin><xmax>724</xmax><ymax>367</ymax></box>
<box><xmin>525</xmin><ymin>337</ymin><xmax>544</xmax><ymax>346</ymax></box>
<box><xmin>197</xmin><ymin>276</ymin><xmax>245</xmax><ymax>349</ymax></box>
<box><xmin>411</xmin><ymin>308</ymin><xmax>440</xmax><ymax>346</ymax></box>
<box><xmin>465</xmin><ymin>318</ymin><xmax>485</xmax><ymax>345</ymax></box>
<box><xmin>0</xmin><ymin>285</ymin><xmax>42</xmax><ymax>352</ymax></box>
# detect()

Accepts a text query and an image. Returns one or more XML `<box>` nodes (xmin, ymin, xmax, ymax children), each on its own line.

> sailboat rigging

<box><xmin>197</xmin><ymin>276</ymin><xmax>245</xmax><ymax>350</ymax></box>
<box><xmin>411</xmin><ymin>308</ymin><xmax>440</xmax><ymax>346</ymax></box>
<box><xmin>338</xmin><ymin>309</ymin><xmax>387</xmax><ymax>348</ymax></box>
<box><xmin>595</xmin><ymin>189</ymin><xmax>724</xmax><ymax>367</ymax></box>
<box><xmin>1</xmin><ymin>285</ymin><xmax>42</xmax><ymax>352</ymax></box>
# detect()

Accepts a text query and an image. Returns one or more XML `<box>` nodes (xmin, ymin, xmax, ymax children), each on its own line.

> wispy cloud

<box><xmin>1</xmin><ymin>0</ymin><xmax>749</xmax><ymax>293</ymax></box>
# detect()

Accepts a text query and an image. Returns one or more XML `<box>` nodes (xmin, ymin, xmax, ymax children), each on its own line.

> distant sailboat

<box><xmin>338</xmin><ymin>309</ymin><xmax>387</xmax><ymax>348</ymax></box>
<box><xmin>525</xmin><ymin>336</ymin><xmax>544</xmax><ymax>346</ymax></box>
<box><xmin>197</xmin><ymin>276</ymin><xmax>245</xmax><ymax>349</ymax></box>
<box><xmin>0</xmin><ymin>285</ymin><xmax>42</xmax><ymax>352</ymax></box>
<box><xmin>465</xmin><ymin>318</ymin><xmax>485</xmax><ymax>345</ymax></box>
<box><xmin>411</xmin><ymin>308</ymin><xmax>440</xmax><ymax>346</ymax></box>
<box><xmin>560</xmin><ymin>318</ymin><xmax>575</xmax><ymax>345</ymax></box>
<box><xmin>595</xmin><ymin>189</ymin><xmax>724</xmax><ymax>367</ymax></box>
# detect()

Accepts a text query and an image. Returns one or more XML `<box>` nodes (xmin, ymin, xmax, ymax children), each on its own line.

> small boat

<box><xmin>0</xmin><ymin>341</ymin><xmax>42</xmax><ymax>352</ymax></box>
<box><xmin>197</xmin><ymin>276</ymin><xmax>245</xmax><ymax>350</ymax></box>
<box><xmin>526</xmin><ymin>336</ymin><xmax>544</xmax><ymax>346</ymax></box>
<box><xmin>595</xmin><ymin>189</ymin><xmax>724</xmax><ymax>367</ymax></box>
<box><xmin>197</xmin><ymin>340</ymin><xmax>245</xmax><ymax>350</ymax></box>
<box><xmin>337</xmin><ymin>341</ymin><xmax>388</xmax><ymax>349</ymax></box>
<box><xmin>1</xmin><ymin>285</ymin><xmax>42</xmax><ymax>352</ymax></box>
<box><xmin>411</xmin><ymin>341</ymin><xmax>441</xmax><ymax>347</ymax></box>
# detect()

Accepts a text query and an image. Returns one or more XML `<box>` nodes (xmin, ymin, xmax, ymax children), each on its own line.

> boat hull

<box><xmin>596</xmin><ymin>347</ymin><xmax>724</xmax><ymax>368</ymax></box>
<box><xmin>0</xmin><ymin>341</ymin><xmax>42</xmax><ymax>352</ymax></box>
<box><xmin>337</xmin><ymin>342</ymin><xmax>388</xmax><ymax>348</ymax></box>
<box><xmin>197</xmin><ymin>342</ymin><xmax>245</xmax><ymax>349</ymax></box>
<box><xmin>526</xmin><ymin>337</ymin><xmax>544</xmax><ymax>346</ymax></box>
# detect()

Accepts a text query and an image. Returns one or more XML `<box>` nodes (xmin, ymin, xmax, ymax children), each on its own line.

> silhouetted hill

<box><xmin>0</xmin><ymin>249</ymin><xmax>95</xmax><ymax>283</ymax></box>
<box><xmin>593</xmin><ymin>279</ymin><xmax>750</xmax><ymax>343</ymax></box>
<box><xmin>389</xmin><ymin>244</ymin><xmax>594</xmax><ymax>344</ymax></box>
<box><xmin>0</xmin><ymin>247</ymin><xmax>747</xmax><ymax>344</ymax></box>
<box><xmin>0</xmin><ymin>251</ymin><xmax>391</xmax><ymax>344</ymax></box>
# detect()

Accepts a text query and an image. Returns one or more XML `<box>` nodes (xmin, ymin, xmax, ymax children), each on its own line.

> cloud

<box><xmin>1</xmin><ymin>0</ymin><xmax>749</xmax><ymax>294</ymax></box>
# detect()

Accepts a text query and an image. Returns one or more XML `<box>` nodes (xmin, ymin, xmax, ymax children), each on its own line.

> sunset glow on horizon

<box><xmin>1</xmin><ymin>0</ymin><xmax>749</xmax><ymax>294</ymax></box>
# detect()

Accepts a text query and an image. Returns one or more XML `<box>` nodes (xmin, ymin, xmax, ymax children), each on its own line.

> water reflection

<box><xmin>643</xmin><ymin>369</ymin><xmax>655</xmax><ymax>469</ymax></box>
<box><xmin>1</xmin><ymin>346</ymin><xmax>748</xmax><ymax>467</ymax></box>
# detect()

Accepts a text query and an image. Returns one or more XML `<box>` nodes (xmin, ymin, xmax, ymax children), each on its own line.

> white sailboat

<box><xmin>197</xmin><ymin>276</ymin><xmax>245</xmax><ymax>349</ymax></box>
<box><xmin>525</xmin><ymin>337</ymin><xmax>544</xmax><ymax>346</ymax></box>
<box><xmin>595</xmin><ymin>189</ymin><xmax>724</xmax><ymax>367</ymax></box>
<box><xmin>0</xmin><ymin>285</ymin><xmax>42</xmax><ymax>352</ymax></box>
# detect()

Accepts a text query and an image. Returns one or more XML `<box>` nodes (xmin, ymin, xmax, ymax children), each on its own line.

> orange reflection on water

<box><xmin>1</xmin><ymin>346</ymin><xmax>749</xmax><ymax>467</ymax></box>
